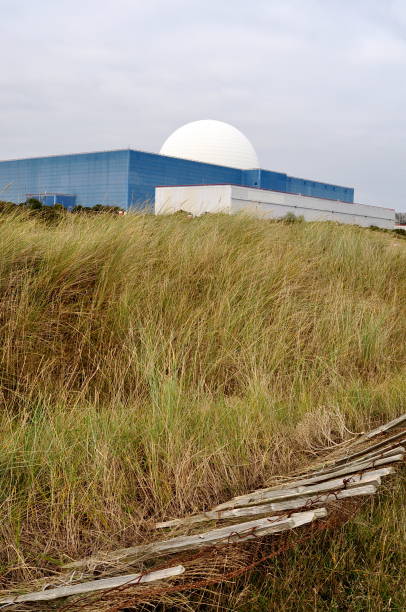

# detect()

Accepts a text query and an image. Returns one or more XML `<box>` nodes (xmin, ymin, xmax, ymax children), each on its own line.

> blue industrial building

<box><xmin>0</xmin><ymin>148</ymin><xmax>354</xmax><ymax>210</ymax></box>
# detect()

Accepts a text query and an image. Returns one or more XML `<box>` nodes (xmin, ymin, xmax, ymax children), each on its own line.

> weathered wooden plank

<box><xmin>306</xmin><ymin>443</ymin><xmax>405</xmax><ymax>478</ymax></box>
<box><xmin>274</xmin><ymin>453</ymin><xmax>404</xmax><ymax>489</ymax></box>
<box><xmin>217</xmin><ymin>447</ymin><xmax>403</xmax><ymax>503</ymax></box>
<box><xmin>156</xmin><ymin>484</ymin><xmax>377</xmax><ymax>529</ymax></box>
<box><xmin>355</xmin><ymin>413</ymin><xmax>406</xmax><ymax>443</ymax></box>
<box><xmin>239</xmin><ymin>452</ymin><xmax>405</xmax><ymax>502</ymax></box>
<box><xmin>334</xmin><ymin>431</ymin><xmax>406</xmax><ymax>465</ymax></box>
<box><xmin>0</xmin><ymin>565</ymin><xmax>186</xmax><ymax>604</ymax></box>
<box><xmin>64</xmin><ymin>509</ymin><xmax>327</xmax><ymax>571</ymax></box>
<box><xmin>310</xmin><ymin>445</ymin><xmax>405</xmax><ymax>480</ymax></box>
<box><xmin>208</xmin><ymin>467</ymin><xmax>394</xmax><ymax>513</ymax></box>
<box><xmin>291</xmin><ymin>416</ymin><xmax>406</xmax><ymax>477</ymax></box>
<box><xmin>349</xmin><ymin>445</ymin><xmax>405</xmax><ymax>465</ymax></box>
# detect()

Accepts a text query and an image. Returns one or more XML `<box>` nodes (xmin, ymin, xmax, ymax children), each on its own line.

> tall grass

<box><xmin>0</xmin><ymin>211</ymin><xmax>405</xmax><ymax>602</ymax></box>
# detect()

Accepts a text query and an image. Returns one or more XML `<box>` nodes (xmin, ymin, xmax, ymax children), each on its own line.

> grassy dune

<box><xmin>0</xmin><ymin>211</ymin><xmax>405</xmax><ymax>607</ymax></box>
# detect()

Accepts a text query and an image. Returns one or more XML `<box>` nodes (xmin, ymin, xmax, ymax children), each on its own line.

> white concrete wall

<box><xmin>155</xmin><ymin>185</ymin><xmax>231</xmax><ymax>216</ymax></box>
<box><xmin>230</xmin><ymin>186</ymin><xmax>395</xmax><ymax>229</ymax></box>
<box><xmin>155</xmin><ymin>185</ymin><xmax>395</xmax><ymax>230</ymax></box>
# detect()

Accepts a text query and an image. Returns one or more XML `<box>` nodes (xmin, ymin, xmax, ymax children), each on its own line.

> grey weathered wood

<box><xmin>296</xmin><ymin>415</ymin><xmax>406</xmax><ymax>476</ymax></box>
<box><xmin>313</xmin><ymin>446</ymin><xmax>406</xmax><ymax>479</ymax></box>
<box><xmin>216</xmin><ymin>448</ymin><xmax>402</xmax><ymax>503</ymax></box>
<box><xmin>208</xmin><ymin>466</ymin><xmax>394</xmax><ymax>513</ymax></box>
<box><xmin>64</xmin><ymin>509</ymin><xmax>327</xmax><ymax>571</ymax></box>
<box><xmin>156</xmin><ymin>484</ymin><xmax>377</xmax><ymax>529</ymax></box>
<box><xmin>274</xmin><ymin>453</ymin><xmax>404</xmax><ymax>489</ymax></box>
<box><xmin>355</xmin><ymin>413</ymin><xmax>406</xmax><ymax>443</ymax></box>
<box><xmin>0</xmin><ymin>565</ymin><xmax>185</xmax><ymax>604</ymax></box>
<box><xmin>306</xmin><ymin>443</ymin><xmax>405</xmax><ymax>478</ymax></box>
<box><xmin>334</xmin><ymin>431</ymin><xmax>406</xmax><ymax>465</ymax></box>
<box><xmin>350</xmin><ymin>445</ymin><xmax>405</xmax><ymax>465</ymax></box>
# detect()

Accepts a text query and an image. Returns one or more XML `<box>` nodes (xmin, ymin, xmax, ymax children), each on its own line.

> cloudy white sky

<box><xmin>1</xmin><ymin>0</ymin><xmax>406</xmax><ymax>210</ymax></box>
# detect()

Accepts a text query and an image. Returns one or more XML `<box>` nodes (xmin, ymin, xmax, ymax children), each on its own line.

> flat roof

<box><xmin>0</xmin><ymin>148</ymin><xmax>353</xmax><ymax>192</ymax></box>
<box><xmin>155</xmin><ymin>183</ymin><xmax>394</xmax><ymax>211</ymax></box>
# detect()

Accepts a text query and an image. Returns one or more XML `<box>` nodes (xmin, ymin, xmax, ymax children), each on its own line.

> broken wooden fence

<box><xmin>0</xmin><ymin>412</ymin><xmax>404</xmax><ymax>608</ymax></box>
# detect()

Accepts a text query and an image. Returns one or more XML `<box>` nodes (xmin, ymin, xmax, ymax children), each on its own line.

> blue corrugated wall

<box><xmin>128</xmin><ymin>150</ymin><xmax>243</xmax><ymax>207</ymax></box>
<box><xmin>258</xmin><ymin>170</ymin><xmax>288</xmax><ymax>192</ymax></box>
<box><xmin>0</xmin><ymin>149</ymin><xmax>354</xmax><ymax>209</ymax></box>
<box><xmin>286</xmin><ymin>175</ymin><xmax>353</xmax><ymax>202</ymax></box>
<box><xmin>0</xmin><ymin>151</ymin><xmax>129</xmax><ymax>207</ymax></box>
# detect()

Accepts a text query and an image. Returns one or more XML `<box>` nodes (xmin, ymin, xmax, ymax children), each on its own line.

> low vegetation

<box><xmin>0</xmin><ymin>210</ymin><xmax>405</xmax><ymax>608</ymax></box>
<box><xmin>0</xmin><ymin>198</ymin><xmax>124</xmax><ymax>221</ymax></box>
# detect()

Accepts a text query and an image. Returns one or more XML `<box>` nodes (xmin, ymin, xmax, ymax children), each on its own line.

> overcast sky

<box><xmin>1</xmin><ymin>0</ymin><xmax>405</xmax><ymax>210</ymax></box>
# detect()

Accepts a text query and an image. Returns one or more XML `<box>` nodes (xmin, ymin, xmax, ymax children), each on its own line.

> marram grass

<box><xmin>0</xmin><ymin>211</ymin><xmax>405</xmax><ymax>608</ymax></box>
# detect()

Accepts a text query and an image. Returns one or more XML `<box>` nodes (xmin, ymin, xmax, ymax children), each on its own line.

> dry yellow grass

<box><xmin>0</xmin><ymin>210</ymin><xmax>405</xmax><ymax>607</ymax></box>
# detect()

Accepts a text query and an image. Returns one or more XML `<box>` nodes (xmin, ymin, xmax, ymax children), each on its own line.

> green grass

<box><xmin>0</xmin><ymin>210</ymin><xmax>405</xmax><ymax>607</ymax></box>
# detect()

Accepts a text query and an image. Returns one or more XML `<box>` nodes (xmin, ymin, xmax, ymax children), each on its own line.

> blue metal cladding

<box><xmin>0</xmin><ymin>151</ymin><xmax>129</xmax><ymax>207</ymax></box>
<box><xmin>242</xmin><ymin>169</ymin><xmax>261</xmax><ymax>187</ymax></box>
<box><xmin>257</xmin><ymin>170</ymin><xmax>288</xmax><ymax>192</ymax></box>
<box><xmin>127</xmin><ymin>150</ymin><xmax>243</xmax><ymax>208</ymax></box>
<box><xmin>286</xmin><ymin>176</ymin><xmax>354</xmax><ymax>203</ymax></box>
<box><xmin>0</xmin><ymin>148</ymin><xmax>354</xmax><ymax>210</ymax></box>
<box><xmin>242</xmin><ymin>172</ymin><xmax>353</xmax><ymax>203</ymax></box>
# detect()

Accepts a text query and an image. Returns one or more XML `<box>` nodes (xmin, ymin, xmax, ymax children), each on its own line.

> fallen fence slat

<box><xmin>306</xmin><ymin>445</ymin><xmax>406</xmax><ymax>480</ymax></box>
<box><xmin>334</xmin><ymin>431</ymin><xmax>406</xmax><ymax>465</ymax></box>
<box><xmin>305</xmin><ymin>443</ymin><xmax>405</xmax><ymax>478</ymax></box>
<box><xmin>0</xmin><ymin>565</ymin><xmax>186</xmax><ymax>605</ymax></box>
<box><xmin>291</xmin><ymin>415</ymin><xmax>406</xmax><ymax>477</ymax></box>
<box><xmin>218</xmin><ymin>446</ymin><xmax>404</xmax><ymax>504</ymax></box>
<box><xmin>64</xmin><ymin>509</ymin><xmax>327</xmax><ymax>571</ymax></box>
<box><xmin>349</xmin><ymin>445</ymin><xmax>405</xmax><ymax>465</ymax></box>
<box><xmin>356</xmin><ymin>413</ymin><xmax>406</xmax><ymax>443</ymax></box>
<box><xmin>209</xmin><ymin>467</ymin><xmax>394</xmax><ymax>513</ymax></box>
<box><xmin>277</xmin><ymin>453</ymin><xmax>404</xmax><ymax>489</ymax></box>
<box><xmin>156</xmin><ymin>484</ymin><xmax>377</xmax><ymax>529</ymax></box>
<box><xmin>257</xmin><ymin>414</ymin><xmax>406</xmax><ymax>481</ymax></box>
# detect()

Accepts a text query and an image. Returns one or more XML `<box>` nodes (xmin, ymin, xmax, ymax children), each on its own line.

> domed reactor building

<box><xmin>0</xmin><ymin>120</ymin><xmax>394</xmax><ymax>227</ymax></box>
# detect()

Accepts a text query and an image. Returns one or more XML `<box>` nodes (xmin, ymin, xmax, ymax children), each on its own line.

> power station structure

<box><xmin>0</xmin><ymin>120</ymin><xmax>395</xmax><ymax>228</ymax></box>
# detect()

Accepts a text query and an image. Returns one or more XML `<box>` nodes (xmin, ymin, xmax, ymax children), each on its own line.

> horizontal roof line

<box><xmin>0</xmin><ymin>147</ymin><xmax>352</xmax><ymax>191</ymax></box>
<box><xmin>156</xmin><ymin>184</ymin><xmax>394</xmax><ymax>211</ymax></box>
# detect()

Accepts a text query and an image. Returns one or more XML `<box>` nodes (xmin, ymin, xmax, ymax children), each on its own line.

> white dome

<box><xmin>160</xmin><ymin>120</ymin><xmax>259</xmax><ymax>170</ymax></box>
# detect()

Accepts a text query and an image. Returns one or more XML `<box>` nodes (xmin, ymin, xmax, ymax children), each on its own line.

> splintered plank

<box><xmin>219</xmin><ymin>446</ymin><xmax>404</xmax><ymax>505</ymax></box>
<box><xmin>305</xmin><ymin>444</ymin><xmax>405</xmax><ymax>478</ymax></box>
<box><xmin>64</xmin><ymin>509</ymin><xmax>327</xmax><ymax>571</ymax></box>
<box><xmin>0</xmin><ymin>565</ymin><xmax>186</xmax><ymax>604</ymax></box>
<box><xmin>334</xmin><ymin>432</ymin><xmax>406</xmax><ymax>465</ymax></box>
<box><xmin>271</xmin><ymin>453</ymin><xmax>404</xmax><ymax>489</ymax></box>
<box><xmin>349</xmin><ymin>445</ymin><xmax>405</xmax><ymax>465</ymax></box>
<box><xmin>207</xmin><ymin>466</ymin><xmax>394</xmax><ymax>513</ymax></box>
<box><xmin>356</xmin><ymin>413</ymin><xmax>406</xmax><ymax>443</ymax></box>
<box><xmin>289</xmin><ymin>415</ymin><xmax>406</xmax><ymax>477</ymax></box>
<box><xmin>156</xmin><ymin>484</ymin><xmax>377</xmax><ymax>529</ymax></box>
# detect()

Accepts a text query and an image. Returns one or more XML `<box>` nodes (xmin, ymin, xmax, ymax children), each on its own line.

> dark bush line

<box><xmin>0</xmin><ymin>198</ymin><xmax>125</xmax><ymax>222</ymax></box>
<box><xmin>369</xmin><ymin>224</ymin><xmax>406</xmax><ymax>238</ymax></box>
<box><xmin>1</xmin><ymin>199</ymin><xmax>405</xmax><ymax>238</ymax></box>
